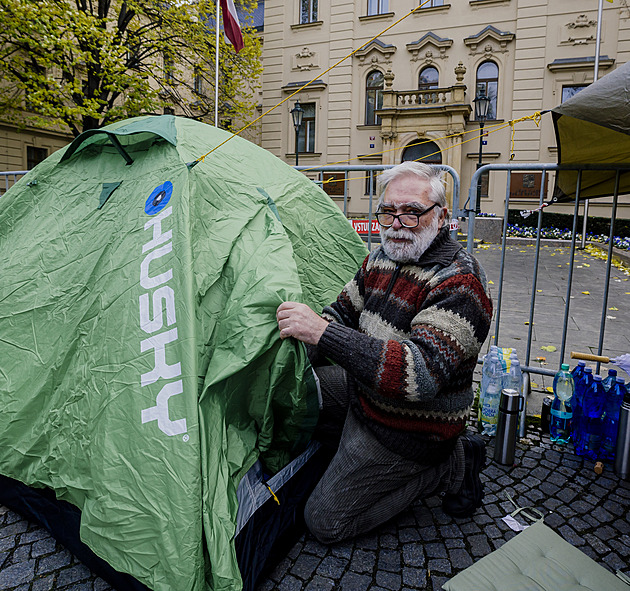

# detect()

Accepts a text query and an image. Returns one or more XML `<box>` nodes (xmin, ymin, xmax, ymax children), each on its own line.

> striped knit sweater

<box><xmin>317</xmin><ymin>227</ymin><xmax>493</xmax><ymax>463</ymax></box>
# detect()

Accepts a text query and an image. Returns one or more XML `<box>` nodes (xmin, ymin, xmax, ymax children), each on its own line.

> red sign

<box><xmin>350</xmin><ymin>219</ymin><xmax>381</xmax><ymax>235</ymax></box>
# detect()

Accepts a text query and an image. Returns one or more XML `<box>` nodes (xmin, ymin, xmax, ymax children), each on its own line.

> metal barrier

<box><xmin>0</xmin><ymin>171</ymin><xmax>27</xmax><ymax>197</ymax></box>
<box><xmin>295</xmin><ymin>164</ymin><xmax>461</xmax><ymax>250</ymax></box>
<box><xmin>467</xmin><ymin>162</ymin><xmax>630</xmax><ymax>435</ymax></box>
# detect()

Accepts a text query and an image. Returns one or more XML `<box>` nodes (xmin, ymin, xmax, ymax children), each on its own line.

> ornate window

<box><xmin>401</xmin><ymin>140</ymin><xmax>442</xmax><ymax>164</ymax></box>
<box><xmin>297</xmin><ymin>102</ymin><xmax>316</xmax><ymax>153</ymax></box>
<box><xmin>300</xmin><ymin>0</ymin><xmax>318</xmax><ymax>24</ymax></box>
<box><xmin>475</xmin><ymin>61</ymin><xmax>498</xmax><ymax>120</ymax></box>
<box><xmin>365</xmin><ymin>70</ymin><xmax>384</xmax><ymax>126</ymax></box>
<box><xmin>367</xmin><ymin>0</ymin><xmax>389</xmax><ymax>15</ymax></box>
<box><xmin>418</xmin><ymin>66</ymin><xmax>439</xmax><ymax>90</ymax></box>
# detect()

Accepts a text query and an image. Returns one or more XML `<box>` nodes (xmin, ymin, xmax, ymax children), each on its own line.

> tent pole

<box><xmin>581</xmin><ymin>0</ymin><xmax>604</xmax><ymax>249</ymax></box>
<box><xmin>215</xmin><ymin>1</ymin><xmax>220</xmax><ymax>127</ymax></box>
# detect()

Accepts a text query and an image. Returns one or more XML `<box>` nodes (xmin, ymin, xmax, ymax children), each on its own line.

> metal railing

<box><xmin>466</xmin><ymin>162</ymin><xmax>630</xmax><ymax>435</ymax></box>
<box><xmin>295</xmin><ymin>163</ymin><xmax>461</xmax><ymax>250</ymax></box>
<box><xmin>0</xmin><ymin>171</ymin><xmax>27</xmax><ymax>197</ymax></box>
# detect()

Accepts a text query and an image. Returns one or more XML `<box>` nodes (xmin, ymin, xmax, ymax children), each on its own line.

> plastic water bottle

<box><xmin>571</xmin><ymin>360</ymin><xmax>586</xmax><ymax>386</ymax></box>
<box><xmin>503</xmin><ymin>359</ymin><xmax>522</xmax><ymax>394</ymax></box>
<box><xmin>550</xmin><ymin>364</ymin><xmax>574</xmax><ymax>445</ymax></box>
<box><xmin>572</xmin><ymin>366</ymin><xmax>593</xmax><ymax>443</ymax></box>
<box><xmin>575</xmin><ymin>374</ymin><xmax>605</xmax><ymax>461</ymax></box>
<box><xmin>479</xmin><ymin>355</ymin><xmax>502</xmax><ymax>436</ymax></box>
<box><xmin>480</xmin><ymin>352</ymin><xmax>499</xmax><ymax>399</ymax></box>
<box><xmin>601</xmin><ymin>377</ymin><xmax>625</xmax><ymax>463</ymax></box>
<box><xmin>602</xmin><ymin>368</ymin><xmax>618</xmax><ymax>392</ymax></box>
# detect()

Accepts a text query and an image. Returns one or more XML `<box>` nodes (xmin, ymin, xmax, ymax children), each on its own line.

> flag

<box><xmin>220</xmin><ymin>0</ymin><xmax>244</xmax><ymax>53</ymax></box>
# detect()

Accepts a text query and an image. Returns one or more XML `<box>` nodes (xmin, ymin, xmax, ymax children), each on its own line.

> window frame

<box><xmin>297</xmin><ymin>102</ymin><xmax>316</xmax><ymax>154</ymax></box>
<box><xmin>367</xmin><ymin>0</ymin><xmax>389</xmax><ymax>16</ymax></box>
<box><xmin>300</xmin><ymin>0</ymin><xmax>318</xmax><ymax>24</ymax></box>
<box><xmin>561</xmin><ymin>84</ymin><xmax>588</xmax><ymax>103</ymax></box>
<box><xmin>26</xmin><ymin>146</ymin><xmax>48</xmax><ymax>170</ymax></box>
<box><xmin>475</xmin><ymin>60</ymin><xmax>499</xmax><ymax>121</ymax></box>
<box><xmin>418</xmin><ymin>66</ymin><xmax>439</xmax><ymax>90</ymax></box>
<box><xmin>365</xmin><ymin>70</ymin><xmax>384</xmax><ymax>126</ymax></box>
<box><xmin>420</xmin><ymin>0</ymin><xmax>445</xmax><ymax>7</ymax></box>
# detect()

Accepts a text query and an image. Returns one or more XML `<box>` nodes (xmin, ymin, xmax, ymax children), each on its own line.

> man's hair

<box><xmin>376</xmin><ymin>161</ymin><xmax>447</xmax><ymax>208</ymax></box>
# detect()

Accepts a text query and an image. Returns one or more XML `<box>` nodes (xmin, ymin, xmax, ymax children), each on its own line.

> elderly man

<box><xmin>276</xmin><ymin>161</ymin><xmax>492</xmax><ymax>543</ymax></box>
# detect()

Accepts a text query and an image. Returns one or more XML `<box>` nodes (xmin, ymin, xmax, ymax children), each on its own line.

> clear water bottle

<box><xmin>572</xmin><ymin>366</ymin><xmax>593</xmax><ymax>443</ymax></box>
<box><xmin>602</xmin><ymin>368</ymin><xmax>618</xmax><ymax>392</ymax></box>
<box><xmin>575</xmin><ymin>374</ymin><xmax>605</xmax><ymax>461</ymax></box>
<box><xmin>600</xmin><ymin>377</ymin><xmax>625</xmax><ymax>462</ymax></box>
<box><xmin>479</xmin><ymin>355</ymin><xmax>502</xmax><ymax>436</ymax></box>
<box><xmin>503</xmin><ymin>359</ymin><xmax>522</xmax><ymax>394</ymax></box>
<box><xmin>550</xmin><ymin>363</ymin><xmax>574</xmax><ymax>445</ymax></box>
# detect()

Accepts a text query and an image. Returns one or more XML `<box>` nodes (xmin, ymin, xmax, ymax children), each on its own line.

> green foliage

<box><xmin>0</xmin><ymin>0</ymin><xmax>262</xmax><ymax>136</ymax></box>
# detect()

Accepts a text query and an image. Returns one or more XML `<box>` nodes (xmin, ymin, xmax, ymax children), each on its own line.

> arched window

<box><xmin>418</xmin><ymin>66</ymin><xmax>439</xmax><ymax>90</ymax></box>
<box><xmin>475</xmin><ymin>61</ymin><xmax>498</xmax><ymax>120</ymax></box>
<box><xmin>365</xmin><ymin>70</ymin><xmax>384</xmax><ymax>125</ymax></box>
<box><xmin>401</xmin><ymin>140</ymin><xmax>442</xmax><ymax>164</ymax></box>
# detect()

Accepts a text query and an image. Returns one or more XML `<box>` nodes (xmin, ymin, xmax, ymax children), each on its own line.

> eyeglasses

<box><xmin>375</xmin><ymin>203</ymin><xmax>438</xmax><ymax>228</ymax></box>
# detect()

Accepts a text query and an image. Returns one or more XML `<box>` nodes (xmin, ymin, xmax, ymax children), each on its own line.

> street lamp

<box><xmin>474</xmin><ymin>87</ymin><xmax>491</xmax><ymax>214</ymax></box>
<box><xmin>290</xmin><ymin>100</ymin><xmax>304</xmax><ymax>166</ymax></box>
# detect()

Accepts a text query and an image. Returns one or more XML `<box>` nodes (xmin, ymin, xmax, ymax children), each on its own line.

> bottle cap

<box><xmin>577</xmin><ymin>360</ymin><xmax>586</xmax><ymax>367</ymax></box>
<box><xmin>608</xmin><ymin>369</ymin><xmax>617</xmax><ymax>376</ymax></box>
<box><xmin>585</xmin><ymin>367</ymin><xmax>593</xmax><ymax>374</ymax></box>
<box><xmin>594</xmin><ymin>375</ymin><xmax>603</xmax><ymax>381</ymax></box>
<box><xmin>561</xmin><ymin>363</ymin><xmax>570</xmax><ymax>371</ymax></box>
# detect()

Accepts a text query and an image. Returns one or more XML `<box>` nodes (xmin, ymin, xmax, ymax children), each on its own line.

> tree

<box><xmin>0</xmin><ymin>0</ymin><xmax>262</xmax><ymax>137</ymax></box>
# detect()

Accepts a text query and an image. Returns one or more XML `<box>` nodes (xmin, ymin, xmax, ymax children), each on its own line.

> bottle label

<box><xmin>551</xmin><ymin>408</ymin><xmax>572</xmax><ymax>419</ymax></box>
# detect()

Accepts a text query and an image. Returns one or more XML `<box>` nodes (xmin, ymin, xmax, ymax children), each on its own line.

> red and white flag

<box><xmin>220</xmin><ymin>0</ymin><xmax>244</xmax><ymax>53</ymax></box>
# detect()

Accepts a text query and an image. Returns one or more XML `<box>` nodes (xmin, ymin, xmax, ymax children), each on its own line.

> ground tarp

<box><xmin>0</xmin><ymin>115</ymin><xmax>368</xmax><ymax>591</ymax></box>
<box><xmin>552</xmin><ymin>61</ymin><xmax>630</xmax><ymax>202</ymax></box>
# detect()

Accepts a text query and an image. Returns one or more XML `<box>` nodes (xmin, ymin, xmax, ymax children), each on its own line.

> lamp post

<box><xmin>290</xmin><ymin>100</ymin><xmax>304</xmax><ymax>166</ymax></box>
<box><xmin>473</xmin><ymin>88</ymin><xmax>491</xmax><ymax>215</ymax></box>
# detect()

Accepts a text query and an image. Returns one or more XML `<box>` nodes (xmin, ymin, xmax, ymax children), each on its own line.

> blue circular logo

<box><xmin>145</xmin><ymin>181</ymin><xmax>173</xmax><ymax>215</ymax></box>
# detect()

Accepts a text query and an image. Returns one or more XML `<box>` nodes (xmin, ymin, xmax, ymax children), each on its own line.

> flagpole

<box><xmin>215</xmin><ymin>0</ymin><xmax>220</xmax><ymax>127</ymax></box>
<box><xmin>580</xmin><ymin>0</ymin><xmax>605</xmax><ymax>249</ymax></box>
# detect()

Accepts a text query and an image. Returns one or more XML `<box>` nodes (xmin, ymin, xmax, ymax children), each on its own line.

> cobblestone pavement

<box><xmin>2</xmin><ymin>425</ymin><xmax>630</xmax><ymax>591</ymax></box>
<box><xmin>1</xmin><ymin>243</ymin><xmax>630</xmax><ymax>590</ymax></box>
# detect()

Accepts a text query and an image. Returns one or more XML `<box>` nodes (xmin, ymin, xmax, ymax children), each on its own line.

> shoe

<box><xmin>442</xmin><ymin>432</ymin><xmax>486</xmax><ymax>518</ymax></box>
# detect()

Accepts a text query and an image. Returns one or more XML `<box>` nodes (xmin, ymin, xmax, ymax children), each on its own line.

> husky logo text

<box><xmin>138</xmin><ymin>182</ymin><xmax>187</xmax><ymax>437</ymax></box>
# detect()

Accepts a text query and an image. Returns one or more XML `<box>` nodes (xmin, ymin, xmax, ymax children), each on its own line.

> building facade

<box><xmin>259</xmin><ymin>0</ymin><xmax>630</xmax><ymax>220</ymax></box>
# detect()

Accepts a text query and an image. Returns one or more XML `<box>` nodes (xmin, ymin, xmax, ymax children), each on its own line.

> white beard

<box><xmin>380</xmin><ymin>214</ymin><xmax>440</xmax><ymax>263</ymax></box>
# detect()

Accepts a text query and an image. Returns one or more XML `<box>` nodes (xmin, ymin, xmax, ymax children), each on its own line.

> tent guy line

<box><xmin>194</xmin><ymin>0</ymin><xmax>438</xmax><ymax>163</ymax></box>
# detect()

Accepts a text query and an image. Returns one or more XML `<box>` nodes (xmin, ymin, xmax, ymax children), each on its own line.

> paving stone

<box><xmin>431</xmin><ymin>576</ymin><xmax>450</xmax><ymax>591</ymax></box>
<box><xmin>305</xmin><ymin>575</ymin><xmax>336</xmax><ymax>591</ymax></box>
<box><xmin>467</xmin><ymin>534</ymin><xmax>492</xmax><ymax>557</ymax></box>
<box><xmin>349</xmin><ymin>548</ymin><xmax>375</xmax><ymax>573</ymax></box>
<box><xmin>19</xmin><ymin>529</ymin><xmax>50</xmax><ymax>544</ymax></box>
<box><xmin>402</xmin><ymin>566</ymin><xmax>427</xmax><ymax>588</ymax></box>
<box><xmin>291</xmin><ymin>553</ymin><xmax>321</xmax><ymax>580</ymax></box>
<box><xmin>316</xmin><ymin>555</ymin><xmax>346</xmax><ymax>580</ymax></box>
<box><xmin>278</xmin><ymin>574</ymin><xmax>303</xmax><ymax>591</ymax></box>
<box><xmin>448</xmin><ymin>548</ymin><xmax>473</xmax><ymax>569</ymax></box>
<box><xmin>0</xmin><ymin>559</ymin><xmax>36</xmax><ymax>588</ymax></box>
<box><xmin>31</xmin><ymin>537</ymin><xmax>57</xmax><ymax>558</ymax></box>
<box><xmin>378</xmin><ymin>548</ymin><xmax>400</xmax><ymax>572</ymax></box>
<box><xmin>375</xmin><ymin>570</ymin><xmax>402</xmax><ymax>590</ymax></box>
<box><xmin>427</xmin><ymin>558</ymin><xmax>451</xmax><ymax>575</ymax></box>
<box><xmin>402</xmin><ymin>543</ymin><xmax>424</xmax><ymax>567</ymax></box>
<box><xmin>31</xmin><ymin>574</ymin><xmax>55</xmax><ymax>591</ymax></box>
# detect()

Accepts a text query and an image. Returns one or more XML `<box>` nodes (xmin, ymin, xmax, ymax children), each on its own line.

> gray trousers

<box><xmin>305</xmin><ymin>366</ymin><xmax>465</xmax><ymax>544</ymax></box>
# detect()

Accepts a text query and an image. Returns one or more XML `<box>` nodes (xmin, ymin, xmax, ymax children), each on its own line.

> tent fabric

<box><xmin>0</xmin><ymin>115</ymin><xmax>368</xmax><ymax>591</ymax></box>
<box><xmin>552</xmin><ymin>61</ymin><xmax>630</xmax><ymax>202</ymax></box>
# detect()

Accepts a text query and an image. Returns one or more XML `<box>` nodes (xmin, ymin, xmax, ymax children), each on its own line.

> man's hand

<box><xmin>276</xmin><ymin>301</ymin><xmax>329</xmax><ymax>345</ymax></box>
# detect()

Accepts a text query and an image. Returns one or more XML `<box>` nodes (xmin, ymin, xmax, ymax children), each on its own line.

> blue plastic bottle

<box><xmin>602</xmin><ymin>368</ymin><xmax>618</xmax><ymax>392</ymax></box>
<box><xmin>572</xmin><ymin>366</ymin><xmax>593</xmax><ymax>443</ymax></box>
<box><xmin>571</xmin><ymin>361</ymin><xmax>586</xmax><ymax>386</ymax></box>
<box><xmin>575</xmin><ymin>374</ymin><xmax>605</xmax><ymax>461</ymax></box>
<box><xmin>550</xmin><ymin>364</ymin><xmax>574</xmax><ymax>444</ymax></box>
<box><xmin>600</xmin><ymin>377</ymin><xmax>626</xmax><ymax>462</ymax></box>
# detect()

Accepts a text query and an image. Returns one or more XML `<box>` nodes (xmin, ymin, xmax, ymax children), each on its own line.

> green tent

<box><xmin>0</xmin><ymin>115</ymin><xmax>367</xmax><ymax>590</ymax></box>
<box><xmin>552</xmin><ymin>61</ymin><xmax>630</xmax><ymax>202</ymax></box>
